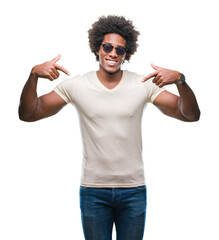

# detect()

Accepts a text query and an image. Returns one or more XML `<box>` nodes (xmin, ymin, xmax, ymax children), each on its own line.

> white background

<box><xmin>0</xmin><ymin>0</ymin><xmax>218</xmax><ymax>239</ymax></box>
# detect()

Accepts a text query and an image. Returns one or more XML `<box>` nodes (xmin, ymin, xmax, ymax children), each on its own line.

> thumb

<box><xmin>151</xmin><ymin>63</ymin><xmax>160</xmax><ymax>70</ymax></box>
<box><xmin>51</xmin><ymin>54</ymin><xmax>61</xmax><ymax>63</ymax></box>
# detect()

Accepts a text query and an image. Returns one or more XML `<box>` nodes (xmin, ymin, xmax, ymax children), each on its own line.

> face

<box><xmin>97</xmin><ymin>33</ymin><xmax>126</xmax><ymax>74</ymax></box>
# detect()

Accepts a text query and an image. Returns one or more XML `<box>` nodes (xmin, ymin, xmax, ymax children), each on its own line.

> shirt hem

<box><xmin>80</xmin><ymin>182</ymin><xmax>146</xmax><ymax>188</ymax></box>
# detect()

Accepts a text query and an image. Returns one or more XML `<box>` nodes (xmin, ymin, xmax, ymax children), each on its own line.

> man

<box><xmin>19</xmin><ymin>15</ymin><xmax>200</xmax><ymax>240</ymax></box>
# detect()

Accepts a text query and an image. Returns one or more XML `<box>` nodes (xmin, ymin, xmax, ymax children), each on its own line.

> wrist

<box><xmin>30</xmin><ymin>66</ymin><xmax>39</xmax><ymax>79</ymax></box>
<box><xmin>175</xmin><ymin>73</ymin><xmax>186</xmax><ymax>85</ymax></box>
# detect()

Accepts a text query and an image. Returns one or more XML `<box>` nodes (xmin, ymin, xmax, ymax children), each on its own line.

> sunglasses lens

<box><xmin>102</xmin><ymin>44</ymin><xmax>126</xmax><ymax>56</ymax></box>
<box><xmin>116</xmin><ymin>47</ymin><xmax>126</xmax><ymax>56</ymax></box>
<box><xmin>102</xmin><ymin>44</ymin><xmax>113</xmax><ymax>53</ymax></box>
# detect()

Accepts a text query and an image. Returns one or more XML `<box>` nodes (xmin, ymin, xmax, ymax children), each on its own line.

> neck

<box><xmin>97</xmin><ymin>66</ymin><xmax>123</xmax><ymax>83</ymax></box>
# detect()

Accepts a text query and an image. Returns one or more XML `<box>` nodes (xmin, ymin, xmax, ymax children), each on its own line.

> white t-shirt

<box><xmin>54</xmin><ymin>70</ymin><xmax>165</xmax><ymax>188</ymax></box>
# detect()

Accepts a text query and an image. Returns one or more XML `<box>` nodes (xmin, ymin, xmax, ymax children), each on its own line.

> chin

<box><xmin>102</xmin><ymin>65</ymin><xmax>121</xmax><ymax>74</ymax></box>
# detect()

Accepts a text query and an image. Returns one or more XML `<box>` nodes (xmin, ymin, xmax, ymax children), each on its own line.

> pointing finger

<box><xmin>54</xmin><ymin>63</ymin><xmax>71</xmax><ymax>76</ymax></box>
<box><xmin>51</xmin><ymin>54</ymin><xmax>61</xmax><ymax>63</ymax></box>
<box><xmin>142</xmin><ymin>71</ymin><xmax>158</xmax><ymax>82</ymax></box>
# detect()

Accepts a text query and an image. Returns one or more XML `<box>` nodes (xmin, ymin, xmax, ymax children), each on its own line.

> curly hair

<box><xmin>88</xmin><ymin>15</ymin><xmax>140</xmax><ymax>62</ymax></box>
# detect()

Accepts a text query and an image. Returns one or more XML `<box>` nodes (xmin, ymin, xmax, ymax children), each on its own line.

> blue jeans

<box><xmin>80</xmin><ymin>185</ymin><xmax>147</xmax><ymax>240</ymax></box>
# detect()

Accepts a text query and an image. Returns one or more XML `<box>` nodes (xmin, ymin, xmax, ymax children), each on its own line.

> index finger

<box><xmin>142</xmin><ymin>71</ymin><xmax>158</xmax><ymax>82</ymax></box>
<box><xmin>54</xmin><ymin>63</ymin><xmax>71</xmax><ymax>76</ymax></box>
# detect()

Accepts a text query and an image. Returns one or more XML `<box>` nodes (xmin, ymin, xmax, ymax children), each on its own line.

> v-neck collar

<box><xmin>94</xmin><ymin>70</ymin><xmax>126</xmax><ymax>93</ymax></box>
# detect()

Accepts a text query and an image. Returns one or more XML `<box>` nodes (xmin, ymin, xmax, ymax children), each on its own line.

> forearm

<box><xmin>18</xmin><ymin>71</ymin><xmax>39</xmax><ymax>121</ymax></box>
<box><xmin>177</xmin><ymin>83</ymin><xmax>201</xmax><ymax>121</ymax></box>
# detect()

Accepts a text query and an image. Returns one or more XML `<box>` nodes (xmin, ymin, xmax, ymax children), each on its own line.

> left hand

<box><xmin>142</xmin><ymin>64</ymin><xmax>180</xmax><ymax>88</ymax></box>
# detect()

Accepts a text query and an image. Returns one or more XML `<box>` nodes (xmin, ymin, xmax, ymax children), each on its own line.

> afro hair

<box><xmin>88</xmin><ymin>15</ymin><xmax>140</xmax><ymax>62</ymax></box>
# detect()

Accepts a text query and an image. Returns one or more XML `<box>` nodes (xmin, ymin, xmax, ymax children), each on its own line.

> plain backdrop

<box><xmin>0</xmin><ymin>0</ymin><xmax>218</xmax><ymax>239</ymax></box>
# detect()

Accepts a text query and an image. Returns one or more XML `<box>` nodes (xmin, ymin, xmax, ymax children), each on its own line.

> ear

<box><xmin>96</xmin><ymin>50</ymin><xmax>99</xmax><ymax>55</ymax></box>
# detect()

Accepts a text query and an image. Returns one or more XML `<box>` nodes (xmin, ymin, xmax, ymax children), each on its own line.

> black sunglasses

<box><xmin>102</xmin><ymin>43</ymin><xmax>126</xmax><ymax>56</ymax></box>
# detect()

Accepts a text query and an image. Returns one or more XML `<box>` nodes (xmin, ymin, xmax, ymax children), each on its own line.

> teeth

<box><xmin>106</xmin><ymin>60</ymin><xmax>117</xmax><ymax>66</ymax></box>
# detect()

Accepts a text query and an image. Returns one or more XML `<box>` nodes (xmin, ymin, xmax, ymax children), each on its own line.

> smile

<box><xmin>106</xmin><ymin>59</ymin><xmax>118</xmax><ymax>66</ymax></box>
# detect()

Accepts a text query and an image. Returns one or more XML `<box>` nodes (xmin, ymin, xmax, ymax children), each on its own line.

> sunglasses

<box><xmin>102</xmin><ymin>43</ymin><xmax>126</xmax><ymax>56</ymax></box>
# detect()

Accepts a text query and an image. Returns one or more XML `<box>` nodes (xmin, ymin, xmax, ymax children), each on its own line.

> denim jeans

<box><xmin>80</xmin><ymin>185</ymin><xmax>147</xmax><ymax>240</ymax></box>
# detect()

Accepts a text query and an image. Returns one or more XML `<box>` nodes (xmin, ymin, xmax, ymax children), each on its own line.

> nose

<box><xmin>109</xmin><ymin>48</ymin><xmax>118</xmax><ymax>58</ymax></box>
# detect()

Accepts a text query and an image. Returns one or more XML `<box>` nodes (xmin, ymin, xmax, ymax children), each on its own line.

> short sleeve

<box><xmin>53</xmin><ymin>75</ymin><xmax>79</xmax><ymax>104</ymax></box>
<box><xmin>143</xmin><ymin>78</ymin><xmax>165</xmax><ymax>103</ymax></box>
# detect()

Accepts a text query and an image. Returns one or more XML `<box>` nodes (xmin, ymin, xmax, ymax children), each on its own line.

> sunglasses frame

<box><xmin>102</xmin><ymin>43</ymin><xmax>127</xmax><ymax>56</ymax></box>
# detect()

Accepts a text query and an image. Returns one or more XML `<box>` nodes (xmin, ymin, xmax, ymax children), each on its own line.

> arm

<box><xmin>143</xmin><ymin>64</ymin><xmax>201</xmax><ymax>122</ymax></box>
<box><xmin>19</xmin><ymin>54</ymin><xmax>71</xmax><ymax>122</ymax></box>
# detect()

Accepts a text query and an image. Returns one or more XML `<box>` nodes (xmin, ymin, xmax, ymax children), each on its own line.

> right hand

<box><xmin>31</xmin><ymin>54</ymin><xmax>71</xmax><ymax>81</ymax></box>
